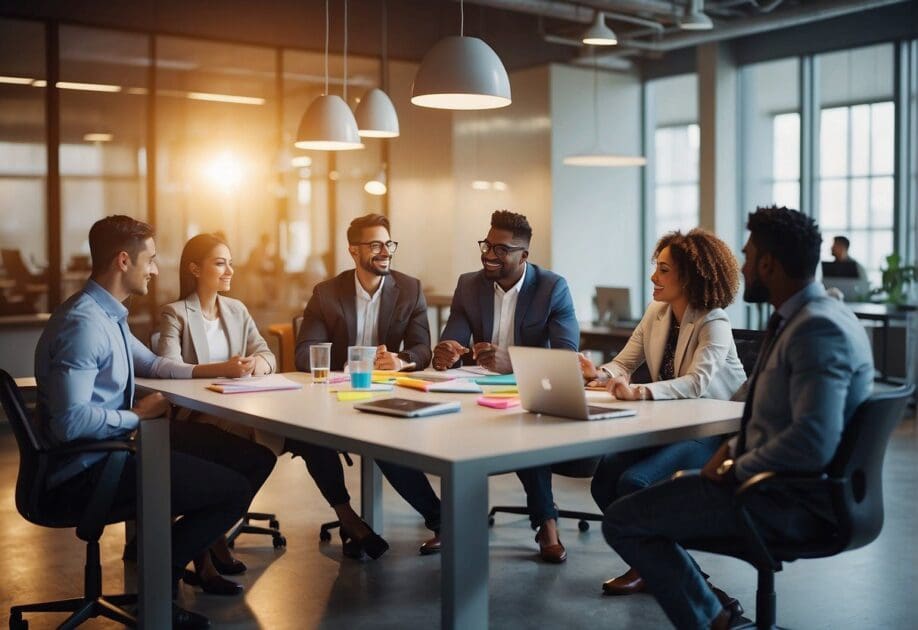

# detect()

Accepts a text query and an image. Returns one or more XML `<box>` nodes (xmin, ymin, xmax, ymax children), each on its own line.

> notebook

<box><xmin>395</xmin><ymin>377</ymin><xmax>482</xmax><ymax>393</ymax></box>
<box><xmin>207</xmin><ymin>374</ymin><xmax>303</xmax><ymax>394</ymax></box>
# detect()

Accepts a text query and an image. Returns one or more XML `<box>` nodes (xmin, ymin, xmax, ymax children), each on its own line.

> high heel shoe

<box><xmin>340</xmin><ymin>521</ymin><xmax>389</xmax><ymax>560</ymax></box>
<box><xmin>182</xmin><ymin>569</ymin><xmax>244</xmax><ymax>596</ymax></box>
<box><xmin>209</xmin><ymin>548</ymin><xmax>247</xmax><ymax>575</ymax></box>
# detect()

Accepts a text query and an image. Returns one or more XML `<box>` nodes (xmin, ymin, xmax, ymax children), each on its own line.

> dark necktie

<box><xmin>735</xmin><ymin>312</ymin><xmax>783</xmax><ymax>455</ymax></box>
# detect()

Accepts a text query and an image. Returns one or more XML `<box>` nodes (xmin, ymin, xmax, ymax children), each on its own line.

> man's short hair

<box><xmin>490</xmin><ymin>210</ymin><xmax>532</xmax><ymax>244</ymax></box>
<box><xmin>833</xmin><ymin>235</ymin><xmax>850</xmax><ymax>249</ymax></box>
<box><xmin>746</xmin><ymin>206</ymin><xmax>821</xmax><ymax>279</ymax></box>
<box><xmin>347</xmin><ymin>213</ymin><xmax>390</xmax><ymax>244</ymax></box>
<box><xmin>89</xmin><ymin>215</ymin><xmax>155</xmax><ymax>276</ymax></box>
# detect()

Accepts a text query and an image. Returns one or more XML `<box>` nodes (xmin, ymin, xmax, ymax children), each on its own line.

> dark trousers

<box><xmin>285</xmin><ymin>439</ymin><xmax>442</xmax><ymax>533</ymax></box>
<box><xmin>590</xmin><ymin>436</ymin><xmax>722</xmax><ymax>511</ymax></box>
<box><xmin>603</xmin><ymin>473</ymin><xmax>831</xmax><ymax>629</ymax></box>
<box><xmin>49</xmin><ymin>422</ymin><xmax>274</xmax><ymax>586</ymax></box>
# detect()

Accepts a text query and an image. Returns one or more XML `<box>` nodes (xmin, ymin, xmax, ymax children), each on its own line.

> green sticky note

<box><xmin>474</xmin><ymin>374</ymin><xmax>517</xmax><ymax>386</ymax></box>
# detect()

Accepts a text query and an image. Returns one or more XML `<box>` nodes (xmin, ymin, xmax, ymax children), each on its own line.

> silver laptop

<box><xmin>509</xmin><ymin>347</ymin><xmax>637</xmax><ymax>421</ymax></box>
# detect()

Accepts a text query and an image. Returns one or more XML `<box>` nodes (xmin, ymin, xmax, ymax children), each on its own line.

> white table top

<box><xmin>137</xmin><ymin>372</ymin><xmax>743</xmax><ymax>475</ymax></box>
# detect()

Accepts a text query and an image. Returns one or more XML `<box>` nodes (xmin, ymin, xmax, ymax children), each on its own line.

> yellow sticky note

<box><xmin>337</xmin><ymin>391</ymin><xmax>374</xmax><ymax>402</ymax></box>
<box><xmin>487</xmin><ymin>387</ymin><xmax>519</xmax><ymax>394</ymax></box>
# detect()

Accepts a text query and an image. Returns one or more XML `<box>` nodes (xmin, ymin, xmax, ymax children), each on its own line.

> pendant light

<box><xmin>680</xmin><ymin>0</ymin><xmax>714</xmax><ymax>31</ymax></box>
<box><xmin>563</xmin><ymin>53</ymin><xmax>646</xmax><ymax>167</ymax></box>
<box><xmin>581</xmin><ymin>11</ymin><xmax>618</xmax><ymax>46</ymax></box>
<box><xmin>355</xmin><ymin>0</ymin><xmax>399</xmax><ymax>138</ymax></box>
<box><xmin>295</xmin><ymin>0</ymin><xmax>364</xmax><ymax>151</ymax></box>
<box><xmin>364</xmin><ymin>167</ymin><xmax>388</xmax><ymax>195</ymax></box>
<box><xmin>411</xmin><ymin>0</ymin><xmax>511</xmax><ymax>110</ymax></box>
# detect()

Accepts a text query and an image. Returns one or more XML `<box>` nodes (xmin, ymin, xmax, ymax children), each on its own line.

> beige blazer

<box><xmin>157</xmin><ymin>293</ymin><xmax>283</xmax><ymax>453</ymax></box>
<box><xmin>602</xmin><ymin>301</ymin><xmax>746</xmax><ymax>401</ymax></box>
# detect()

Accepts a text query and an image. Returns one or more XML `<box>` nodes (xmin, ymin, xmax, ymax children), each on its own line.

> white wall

<box><xmin>550</xmin><ymin>63</ymin><xmax>645</xmax><ymax>323</ymax></box>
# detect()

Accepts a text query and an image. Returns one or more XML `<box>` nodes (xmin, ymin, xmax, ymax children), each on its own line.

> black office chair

<box><xmin>2</xmin><ymin>369</ymin><xmax>137</xmax><ymax>629</ymax></box>
<box><xmin>682</xmin><ymin>384</ymin><xmax>914</xmax><ymax>629</ymax></box>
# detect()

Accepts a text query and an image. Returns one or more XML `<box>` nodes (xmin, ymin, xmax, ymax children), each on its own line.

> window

<box><xmin>654</xmin><ymin>124</ymin><xmax>700</xmax><ymax>237</ymax></box>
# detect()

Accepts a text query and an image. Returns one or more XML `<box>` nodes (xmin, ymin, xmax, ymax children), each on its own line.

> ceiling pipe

<box><xmin>459</xmin><ymin>0</ymin><xmax>675</xmax><ymax>24</ymax></box>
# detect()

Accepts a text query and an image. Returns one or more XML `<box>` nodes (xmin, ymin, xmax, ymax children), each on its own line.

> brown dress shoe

<box><xmin>602</xmin><ymin>567</ymin><xmax>646</xmax><ymax>595</ymax></box>
<box><xmin>419</xmin><ymin>534</ymin><xmax>441</xmax><ymax>555</ymax></box>
<box><xmin>535</xmin><ymin>528</ymin><xmax>567</xmax><ymax>563</ymax></box>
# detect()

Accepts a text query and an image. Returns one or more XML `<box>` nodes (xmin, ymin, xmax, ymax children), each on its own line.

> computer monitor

<box><xmin>822</xmin><ymin>261</ymin><xmax>859</xmax><ymax>279</ymax></box>
<box><xmin>594</xmin><ymin>287</ymin><xmax>633</xmax><ymax>324</ymax></box>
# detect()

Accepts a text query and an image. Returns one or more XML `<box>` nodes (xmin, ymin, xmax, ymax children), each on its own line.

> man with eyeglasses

<box><xmin>432</xmin><ymin>209</ymin><xmax>580</xmax><ymax>563</ymax></box>
<box><xmin>288</xmin><ymin>213</ymin><xmax>441</xmax><ymax>559</ymax></box>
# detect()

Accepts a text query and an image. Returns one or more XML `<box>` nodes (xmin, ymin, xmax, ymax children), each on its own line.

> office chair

<box><xmin>487</xmin><ymin>329</ymin><xmax>766</xmax><ymax>533</ymax></box>
<box><xmin>2</xmin><ymin>369</ymin><xmax>137</xmax><ymax>629</ymax></box>
<box><xmin>147</xmin><ymin>332</ymin><xmax>286</xmax><ymax>550</ymax></box>
<box><xmin>681</xmin><ymin>384</ymin><xmax>913</xmax><ymax>629</ymax></box>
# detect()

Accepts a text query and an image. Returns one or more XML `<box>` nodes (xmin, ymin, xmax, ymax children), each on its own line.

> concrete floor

<box><xmin>1</xmin><ymin>415</ymin><xmax>916</xmax><ymax>629</ymax></box>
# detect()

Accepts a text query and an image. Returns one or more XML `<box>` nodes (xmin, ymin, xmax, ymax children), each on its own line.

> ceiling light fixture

<box><xmin>581</xmin><ymin>11</ymin><xmax>618</xmax><ymax>46</ymax></box>
<box><xmin>295</xmin><ymin>0</ymin><xmax>364</xmax><ymax>151</ymax></box>
<box><xmin>187</xmin><ymin>91</ymin><xmax>265</xmax><ymax>105</ymax></box>
<box><xmin>364</xmin><ymin>167</ymin><xmax>388</xmax><ymax>195</ymax></box>
<box><xmin>83</xmin><ymin>132</ymin><xmax>113</xmax><ymax>142</ymax></box>
<box><xmin>411</xmin><ymin>0</ymin><xmax>511</xmax><ymax>110</ymax></box>
<box><xmin>355</xmin><ymin>0</ymin><xmax>399</xmax><ymax>138</ymax></box>
<box><xmin>0</xmin><ymin>75</ymin><xmax>34</xmax><ymax>85</ymax></box>
<box><xmin>563</xmin><ymin>52</ymin><xmax>646</xmax><ymax>168</ymax></box>
<box><xmin>679</xmin><ymin>0</ymin><xmax>714</xmax><ymax>30</ymax></box>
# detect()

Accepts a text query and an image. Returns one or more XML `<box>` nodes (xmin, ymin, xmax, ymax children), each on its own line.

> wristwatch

<box><xmin>716</xmin><ymin>459</ymin><xmax>735</xmax><ymax>476</ymax></box>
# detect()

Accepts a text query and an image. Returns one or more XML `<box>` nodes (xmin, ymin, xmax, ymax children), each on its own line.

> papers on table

<box><xmin>395</xmin><ymin>377</ymin><xmax>482</xmax><ymax>393</ymax></box>
<box><xmin>207</xmin><ymin>374</ymin><xmax>303</xmax><ymax>394</ymax></box>
<box><xmin>328</xmin><ymin>383</ymin><xmax>394</xmax><ymax>393</ymax></box>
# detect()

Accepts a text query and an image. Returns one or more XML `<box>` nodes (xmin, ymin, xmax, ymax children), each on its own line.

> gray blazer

<box><xmin>157</xmin><ymin>293</ymin><xmax>276</xmax><ymax>372</ymax></box>
<box><xmin>157</xmin><ymin>293</ymin><xmax>281</xmax><ymax>453</ymax></box>
<box><xmin>603</xmin><ymin>302</ymin><xmax>746</xmax><ymax>401</ymax></box>
<box><xmin>732</xmin><ymin>283</ymin><xmax>873</xmax><ymax>482</ymax></box>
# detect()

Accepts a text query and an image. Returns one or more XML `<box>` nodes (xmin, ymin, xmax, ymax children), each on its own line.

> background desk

<box><xmin>848</xmin><ymin>303</ymin><xmax>917</xmax><ymax>386</ymax></box>
<box><xmin>579</xmin><ymin>323</ymin><xmax>638</xmax><ymax>363</ymax></box>
<box><xmin>136</xmin><ymin>374</ymin><xmax>742</xmax><ymax>628</ymax></box>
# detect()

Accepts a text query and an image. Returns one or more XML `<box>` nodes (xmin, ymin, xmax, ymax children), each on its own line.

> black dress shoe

<box><xmin>173</xmin><ymin>603</ymin><xmax>211</xmax><ymax>629</ymax></box>
<box><xmin>419</xmin><ymin>534</ymin><xmax>441</xmax><ymax>555</ymax></box>
<box><xmin>183</xmin><ymin>569</ymin><xmax>244</xmax><ymax>596</ymax></box>
<box><xmin>209</xmin><ymin>549</ymin><xmax>247</xmax><ymax>575</ymax></box>
<box><xmin>340</xmin><ymin>522</ymin><xmax>389</xmax><ymax>560</ymax></box>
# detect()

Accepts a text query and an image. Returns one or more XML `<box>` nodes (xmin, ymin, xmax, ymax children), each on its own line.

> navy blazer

<box><xmin>440</xmin><ymin>263</ymin><xmax>579</xmax><ymax>364</ymax></box>
<box><xmin>294</xmin><ymin>270</ymin><xmax>432</xmax><ymax>372</ymax></box>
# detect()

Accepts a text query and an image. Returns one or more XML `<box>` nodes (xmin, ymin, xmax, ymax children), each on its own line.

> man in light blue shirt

<box><xmin>36</xmin><ymin>215</ymin><xmax>272</xmax><ymax>629</ymax></box>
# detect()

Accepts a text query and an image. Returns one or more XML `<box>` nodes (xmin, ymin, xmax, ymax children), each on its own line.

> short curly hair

<box><xmin>654</xmin><ymin>228</ymin><xmax>740</xmax><ymax>311</ymax></box>
<box><xmin>491</xmin><ymin>210</ymin><xmax>532</xmax><ymax>243</ymax></box>
<box><xmin>747</xmin><ymin>206</ymin><xmax>821</xmax><ymax>278</ymax></box>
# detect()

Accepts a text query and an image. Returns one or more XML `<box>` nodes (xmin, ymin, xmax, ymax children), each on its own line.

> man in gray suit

<box><xmin>602</xmin><ymin>206</ymin><xmax>874</xmax><ymax>629</ymax></box>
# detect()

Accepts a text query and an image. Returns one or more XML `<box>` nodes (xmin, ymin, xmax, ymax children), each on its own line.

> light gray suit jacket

<box><xmin>732</xmin><ymin>283</ymin><xmax>873</xmax><ymax>482</ymax></box>
<box><xmin>602</xmin><ymin>302</ymin><xmax>746</xmax><ymax>401</ymax></box>
<box><xmin>157</xmin><ymin>293</ymin><xmax>281</xmax><ymax>453</ymax></box>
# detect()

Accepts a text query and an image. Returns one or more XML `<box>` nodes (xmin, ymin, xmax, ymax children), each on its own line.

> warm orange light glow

<box><xmin>203</xmin><ymin>151</ymin><xmax>245</xmax><ymax>194</ymax></box>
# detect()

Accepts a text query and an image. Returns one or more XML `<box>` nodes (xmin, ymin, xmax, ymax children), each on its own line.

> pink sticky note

<box><xmin>476</xmin><ymin>396</ymin><xmax>521</xmax><ymax>409</ymax></box>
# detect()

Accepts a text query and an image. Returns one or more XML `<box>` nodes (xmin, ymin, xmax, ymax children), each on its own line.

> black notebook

<box><xmin>354</xmin><ymin>397</ymin><xmax>461</xmax><ymax>418</ymax></box>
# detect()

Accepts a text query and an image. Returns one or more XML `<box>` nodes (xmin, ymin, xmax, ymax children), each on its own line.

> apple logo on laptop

<box><xmin>541</xmin><ymin>378</ymin><xmax>553</xmax><ymax>391</ymax></box>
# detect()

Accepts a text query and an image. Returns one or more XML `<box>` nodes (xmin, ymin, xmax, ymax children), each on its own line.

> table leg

<box><xmin>441</xmin><ymin>463</ymin><xmax>489</xmax><ymax>630</ymax></box>
<box><xmin>137</xmin><ymin>417</ymin><xmax>172</xmax><ymax>628</ymax></box>
<box><xmin>360</xmin><ymin>455</ymin><xmax>383</xmax><ymax>533</ymax></box>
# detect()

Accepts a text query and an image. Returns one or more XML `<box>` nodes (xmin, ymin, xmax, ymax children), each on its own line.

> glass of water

<box><xmin>309</xmin><ymin>343</ymin><xmax>332</xmax><ymax>384</ymax></box>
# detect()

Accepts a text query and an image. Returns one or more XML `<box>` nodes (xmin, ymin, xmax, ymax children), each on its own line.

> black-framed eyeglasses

<box><xmin>478</xmin><ymin>240</ymin><xmax>525</xmax><ymax>258</ymax></box>
<box><xmin>355</xmin><ymin>240</ymin><xmax>398</xmax><ymax>255</ymax></box>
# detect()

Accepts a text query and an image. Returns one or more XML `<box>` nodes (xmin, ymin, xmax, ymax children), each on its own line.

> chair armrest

<box><xmin>735</xmin><ymin>471</ymin><xmax>837</xmax><ymax>502</ymax></box>
<box><xmin>49</xmin><ymin>439</ymin><xmax>136</xmax><ymax>457</ymax></box>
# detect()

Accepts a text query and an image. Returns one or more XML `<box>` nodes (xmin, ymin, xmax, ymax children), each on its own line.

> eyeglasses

<box><xmin>478</xmin><ymin>240</ymin><xmax>525</xmax><ymax>258</ymax></box>
<box><xmin>354</xmin><ymin>240</ymin><xmax>398</xmax><ymax>255</ymax></box>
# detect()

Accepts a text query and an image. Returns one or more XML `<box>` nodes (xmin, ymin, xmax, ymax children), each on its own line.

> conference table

<box><xmin>134</xmin><ymin>372</ymin><xmax>743</xmax><ymax>629</ymax></box>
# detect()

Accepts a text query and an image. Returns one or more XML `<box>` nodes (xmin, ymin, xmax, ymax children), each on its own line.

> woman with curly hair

<box><xmin>579</xmin><ymin>228</ymin><xmax>746</xmax><ymax>599</ymax></box>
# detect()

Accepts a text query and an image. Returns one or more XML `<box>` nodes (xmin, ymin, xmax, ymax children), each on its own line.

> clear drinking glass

<box><xmin>347</xmin><ymin>346</ymin><xmax>377</xmax><ymax>390</ymax></box>
<box><xmin>309</xmin><ymin>343</ymin><xmax>332</xmax><ymax>384</ymax></box>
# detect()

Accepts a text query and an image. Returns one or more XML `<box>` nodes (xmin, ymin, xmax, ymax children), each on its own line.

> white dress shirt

<box><xmin>355</xmin><ymin>272</ymin><xmax>384</xmax><ymax>346</ymax></box>
<box><xmin>491</xmin><ymin>263</ymin><xmax>527</xmax><ymax>348</ymax></box>
<box><xmin>203</xmin><ymin>316</ymin><xmax>230</xmax><ymax>362</ymax></box>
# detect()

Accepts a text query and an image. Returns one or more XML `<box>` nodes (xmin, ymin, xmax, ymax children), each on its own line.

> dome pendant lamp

<box><xmin>355</xmin><ymin>0</ymin><xmax>399</xmax><ymax>138</ymax></box>
<box><xmin>411</xmin><ymin>0</ymin><xmax>511</xmax><ymax>110</ymax></box>
<box><xmin>295</xmin><ymin>0</ymin><xmax>364</xmax><ymax>151</ymax></box>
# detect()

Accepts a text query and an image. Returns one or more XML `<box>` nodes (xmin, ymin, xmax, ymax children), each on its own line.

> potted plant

<box><xmin>873</xmin><ymin>253</ymin><xmax>918</xmax><ymax>306</ymax></box>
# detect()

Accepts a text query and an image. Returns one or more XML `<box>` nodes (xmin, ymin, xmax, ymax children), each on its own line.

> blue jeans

<box><xmin>590</xmin><ymin>436</ymin><xmax>722</xmax><ymax>511</ymax></box>
<box><xmin>603</xmin><ymin>473</ymin><xmax>831</xmax><ymax>629</ymax></box>
<box><xmin>515</xmin><ymin>466</ymin><xmax>559</xmax><ymax>528</ymax></box>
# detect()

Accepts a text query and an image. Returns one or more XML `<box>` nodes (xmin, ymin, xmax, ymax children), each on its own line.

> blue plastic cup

<box><xmin>348</xmin><ymin>346</ymin><xmax>377</xmax><ymax>390</ymax></box>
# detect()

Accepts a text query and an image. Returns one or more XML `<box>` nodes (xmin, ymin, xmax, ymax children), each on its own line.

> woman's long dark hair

<box><xmin>179</xmin><ymin>233</ymin><xmax>229</xmax><ymax>300</ymax></box>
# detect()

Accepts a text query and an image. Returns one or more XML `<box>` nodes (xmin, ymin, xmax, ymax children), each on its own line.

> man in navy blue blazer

<box><xmin>433</xmin><ymin>210</ymin><xmax>580</xmax><ymax>563</ymax></box>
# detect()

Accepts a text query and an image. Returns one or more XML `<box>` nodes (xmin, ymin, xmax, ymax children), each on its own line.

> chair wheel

<box><xmin>273</xmin><ymin>535</ymin><xmax>287</xmax><ymax>548</ymax></box>
<box><xmin>269</xmin><ymin>519</ymin><xmax>280</xmax><ymax>529</ymax></box>
<box><xmin>487</xmin><ymin>516</ymin><xmax>495</xmax><ymax>527</ymax></box>
<box><xmin>319</xmin><ymin>530</ymin><xmax>332</xmax><ymax>542</ymax></box>
<box><xmin>578</xmin><ymin>520</ymin><xmax>590</xmax><ymax>532</ymax></box>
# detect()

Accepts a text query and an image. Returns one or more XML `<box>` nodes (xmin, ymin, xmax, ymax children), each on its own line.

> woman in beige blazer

<box><xmin>580</xmin><ymin>228</ymin><xmax>746</xmax><ymax>599</ymax></box>
<box><xmin>156</xmin><ymin>233</ymin><xmax>279</xmax><ymax>596</ymax></box>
